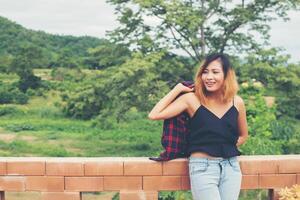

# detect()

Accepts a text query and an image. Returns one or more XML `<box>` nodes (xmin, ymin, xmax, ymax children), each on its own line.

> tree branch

<box><xmin>169</xmin><ymin>26</ymin><xmax>198</xmax><ymax>62</ymax></box>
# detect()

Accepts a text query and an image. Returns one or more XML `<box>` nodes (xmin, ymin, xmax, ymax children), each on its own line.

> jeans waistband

<box><xmin>188</xmin><ymin>156</ymin><xmax>238</xmax><ymax>164</ymax></box>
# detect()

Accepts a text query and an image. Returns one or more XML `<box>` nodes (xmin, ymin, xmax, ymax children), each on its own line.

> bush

<box><xmin>0</xmin><ymin>89</ymin><xmax>13</xmax><ymax>103</ymax></box>
<box><xmin>18</xmin><ymin>74</ymin><xmax>42</xmax><ymax>92</ymax></box>
<box><xmin>0</xmin><ymin>106</ymin><xmax>23</xmax><ymax>116</ymax></box>
<box><xmin>13</xmin><ymin>91</ymin><xmax>29</xmax><ymax>104</ymax></box>
<box><xmin>0</xmin><ymin>85</ymin><xmax>29</xmax><ymax>104</ymax></box>
<box><xmin>240</xmin><ymin>135</ymin><xmax>283</xmax><ymax>155</ymax></box>
<box><xmin>62</xmin><ymin>87</ymin><xmax>102</xmax><ymax>120</ymax></box>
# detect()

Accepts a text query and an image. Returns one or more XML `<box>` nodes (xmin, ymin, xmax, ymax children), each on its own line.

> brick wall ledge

<box><xmin>0</xmin><ymin>155</ymin><xmax>299</xmax><ymax>200</ymax></box>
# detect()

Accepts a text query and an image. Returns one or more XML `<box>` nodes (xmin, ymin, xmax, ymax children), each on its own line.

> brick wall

<box><xmin>0</xmin><ymin>155</ymin><xmax>299</xmax><ymax>200</ymax></box>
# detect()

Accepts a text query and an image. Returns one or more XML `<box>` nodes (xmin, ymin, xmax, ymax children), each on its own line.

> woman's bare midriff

<box><xmin>190</xmin><ymin>152</ymin><xmax>223</xmax><ymax>159</ymax></box>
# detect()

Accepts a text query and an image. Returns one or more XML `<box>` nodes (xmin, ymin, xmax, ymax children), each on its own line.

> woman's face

<box><xmin>201</xmin><ymin>59</ymin><xmax>225</xmax><ymax>93</ymax></box>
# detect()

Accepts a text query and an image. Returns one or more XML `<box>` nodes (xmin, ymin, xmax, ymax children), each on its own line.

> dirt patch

<box><xmin>0</xmin><ymin>133</ymin><xmax>16</xmax><ymax>142</ymax></box>
<box><xmin>65</xmin><ymin>147</ymin><xmax>83</xmax><ymax>153</ymax></box>
<box><xmin>20</xmin><ymin>135</ymin><xmax>37</xmax><ymax>142</ymax></box>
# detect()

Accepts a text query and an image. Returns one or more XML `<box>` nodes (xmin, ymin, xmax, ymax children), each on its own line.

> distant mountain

<box><xmin>0</xmin><ymin>16</ymin><xmax>107</xmax><ymax>68</ymax></box>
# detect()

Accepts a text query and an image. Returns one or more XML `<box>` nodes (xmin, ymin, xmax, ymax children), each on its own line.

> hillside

<box><xmin>0</xmin><ymin>16</ymin><xmax>106</xmax><ymax>68</ymax></box>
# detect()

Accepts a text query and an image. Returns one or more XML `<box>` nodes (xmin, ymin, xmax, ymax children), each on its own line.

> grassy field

<box><xmin>0</xmin><ymin>92</ymin><xmax>163</xmax><ymax>157</ymax></box>
<box><xmin>0</xmin><ymin>69</ymin><xmax>163</xmax><ymax>157</ymax></box>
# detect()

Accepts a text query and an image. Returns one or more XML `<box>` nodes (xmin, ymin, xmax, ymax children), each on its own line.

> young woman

<box><xmin>148</xmin><ymin>53</ymin><xmax>248</xmax><ymax>200</ymax></box>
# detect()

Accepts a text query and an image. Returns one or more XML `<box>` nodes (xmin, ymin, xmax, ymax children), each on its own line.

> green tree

<box><xmin>56</xmin><ymin>49</ymin><xmax>79</xmax><ymax>69</ymax></box>
<box><xmin>107</xmin><ymin>0</ymin><xmax>299</xmax><ymax>63</ymax></box>
<box><xmin>236</xmin><ymin>48</ymin><xmax>300</xmax><ymax>119</ymax></box>
<box><xmin>0</xmin><ymin>54</ymin><xmax>13</xmax><ymax>72</ymax></box>
<box><xmin>85</xmin><ymin>41</ymin><xmax>131</xmax><ymax>69</ymax></box>
<box><xmin>9</xmin><ymin>45</ymin><xmax>42</xmax><ymax>92</ymax></box>
<box><xmin>62</xmin><ymin>51</ymin><xmax>172</xmax><ymax>122</ymax></box>
<box><xmin>238</xmin><ymin>82</ymin><xmax>283</xmax><ymax>155</ymax></box>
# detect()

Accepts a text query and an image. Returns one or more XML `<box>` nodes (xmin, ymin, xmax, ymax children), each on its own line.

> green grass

<box><xmin>0</xmin><ymin>73</ymin><xmax>18</xmax><ymax>83</ymax></box>
<box><xmin>0</xmin><ymin>88</ymin><xmax>163</xmax><ymax>157</ymax></box>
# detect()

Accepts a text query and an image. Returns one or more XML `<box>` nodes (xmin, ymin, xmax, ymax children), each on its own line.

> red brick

<box><xmin>46</xmin><ymin>162</ymin><xmax>84</xmax><ymax>176</ymax></box>
<box><xmin>163</xmin><ymin>159</ymin><xmax>188</xmax><ymax>175</ymax></box>
<box><xmin>181</xmin><ymin>176</ymin><xmax>190</xmax><ymax>190</ymax></box>
<box><xmin>104</xmin><ymin>176</ymin><xmax>142</xmax><ymax>190</ymax></box>
<box><xmin>278</xmin><ymin>158</ymin><xmax>300</xmax><ymax>173</ymax></box>
<box><xmin>124</xmin><ymin>160</ymin><xmax>162</xmax><ymax>175</ymax></box>
<box><xmin>7</xmin><ymin>161</ymin><xmax>45</xmax><ymax>175</ymax></box>
<box><xmin>241</xmin><ymin>175</ymin><xmax>259</xmax><ymax>189</ymax></box>
<box><xmin>41</xmin><ymin>192</ymin><xmax>81</xmax><ymax>200</ymax></box>
<box><xmin>119</xmin><ymin>190</ymin><xmax>158</xmax><ymax>200</ymax></box>
<box><xmin>0</xmin><ymin>161</ymin><xmax>6</xmax><ymax>175</ymax></box>
<box><xmin>260</xmin><ymin>174</ymin><xmax>297</xmax><ymax>189</ymax></box>
<box><xmin>239</xmin><ymin>159</ymin><xmax>278</xmax><ymax>175</ymax></box>
<box><xmin>143</xmin><ymin>176</ymin><xmax>182</xmax><ymax>190</ymax></box>
<box><xmin>85</xmin><ymin>161</ymin><xmax>123</xmax><ymax>176</ymax></box>
<box><xmin>26</xmin><ymin>176</ymin><xmax>64</xmax><ymax>192</ymax></box>
<box><xmin>0</xmin><ymin>176</ymin><xmax>25</xmax><ymax>191</ymax></box>
<box><xmin>65</xmin><ymin>177</ymin><xmax>103</xmax><ymax>191</ymax></box>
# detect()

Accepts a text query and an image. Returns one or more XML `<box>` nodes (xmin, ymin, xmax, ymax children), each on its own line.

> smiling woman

<box><xmin>148</xmin><ymin>53</ymin><xmax>248</xmax><ymax>200</ymax></box>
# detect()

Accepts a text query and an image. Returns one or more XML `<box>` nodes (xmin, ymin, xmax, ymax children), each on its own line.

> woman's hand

<box><xmin>236</xmin><ymin>136</ymin><xmax>247</xmax><ymax>147</ymax></box>
<box><xmin>174</xmin><ymin>83</ymin><xmax>194</xmax><ymax>93</ymax></box>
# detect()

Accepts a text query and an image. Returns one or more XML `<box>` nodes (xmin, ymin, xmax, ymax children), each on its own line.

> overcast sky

<box><xmin>0</xmin><ymin>0</ymin><xmax>299</xmax><ymax>63</ymax></box>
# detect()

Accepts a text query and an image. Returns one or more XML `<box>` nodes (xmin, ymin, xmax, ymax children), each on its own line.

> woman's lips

<box><xmin>206</xmin><ymin>82</ymin><xmax>216</xmax><ymax>87</ymax></box>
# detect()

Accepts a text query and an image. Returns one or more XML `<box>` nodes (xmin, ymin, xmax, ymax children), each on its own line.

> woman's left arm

<box><xmin>236</xmin><ymin>96</ymin><xmax>248</xmax><ymax>147</ymax></box>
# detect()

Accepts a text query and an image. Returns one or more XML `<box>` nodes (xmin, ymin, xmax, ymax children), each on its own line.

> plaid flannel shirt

<box><xmin>150</xmin><ymin>80</ymin><xmax>194</xmax><ymax>161</ymax></box>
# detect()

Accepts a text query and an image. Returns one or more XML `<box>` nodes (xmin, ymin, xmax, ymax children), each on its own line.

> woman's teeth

<box><xmin>206</xmin><ymin>82</ymin><xmax>215</xmax><ymax>86</ymax></box>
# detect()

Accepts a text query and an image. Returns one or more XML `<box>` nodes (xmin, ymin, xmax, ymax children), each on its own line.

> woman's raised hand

<box><xmin>174</xmin><ymin>83</ymin><xmax>194</xmax><ymax>93</ymax></box>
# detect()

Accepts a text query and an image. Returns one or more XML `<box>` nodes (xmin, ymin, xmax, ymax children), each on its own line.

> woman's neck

<box><xmin>206</xmin><ymin>91</ymin><xmax>223</xmax><ymax>102</ymax></box>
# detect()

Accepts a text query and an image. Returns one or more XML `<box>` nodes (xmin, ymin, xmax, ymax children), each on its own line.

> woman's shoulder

<box><xmin>181</xmin><ymin>92</ymin><xmax>199</xmax><ymax>103</ymax></box>
<box><xmin>234</xmin><ymin>95</ymin><xmax>245</xmax><ymax>112</ymax></box>
<box><xmin>181</xmin><ymin>92</ymin><xmax>201</xmax><ymax>112</ymax></box>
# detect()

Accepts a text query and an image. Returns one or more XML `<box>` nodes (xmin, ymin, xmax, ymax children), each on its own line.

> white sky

<box><xmin>0</xmin><ymin>0</ymin><xmax>299</xmax><ymax>63</ymax></box>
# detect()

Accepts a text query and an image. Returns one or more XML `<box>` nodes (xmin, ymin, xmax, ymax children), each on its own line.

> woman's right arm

<box><xmin>148</xmin><ymin>83</ymin><xmax>193</xmax><ymax>120</ymax></box>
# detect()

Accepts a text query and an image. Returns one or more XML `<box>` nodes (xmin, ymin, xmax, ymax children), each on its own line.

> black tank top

<box><xmin>187</xmin><ymin>99</ymin><xmax>241</xmax><ymax>158</ymax></box>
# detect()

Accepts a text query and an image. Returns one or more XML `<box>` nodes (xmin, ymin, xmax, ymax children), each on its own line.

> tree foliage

<box><xmin>85</xmin><ymin>41</ymin><xmax>131</xmax><ymax>69</ymax></box>
<box><xmin>9</xmin><ymin>45</ymin><xmax>43</xmax><ymax>92</ymax></box>
<box><xmin>236</xmin><ymin>48</ymin><xmax>300</xmax><ymax>119</ymax></box>
<box><xmin>107</xmin><ymin>0</ymin><xmax>299</xmax><ymax>63</ymax></box>
<box><xmin>62</xmin><ymin>51</ymin><xmax>170</xmax><ymax>121</ymax></box>
<box><xmin>61</xmin><ymin>51</ymin><xmax>195</xmax><ymax>123</ymax></box>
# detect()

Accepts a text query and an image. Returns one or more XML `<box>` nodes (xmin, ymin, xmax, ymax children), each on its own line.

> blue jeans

<box><xmin>188</xmin><ymin>156</ymin><xmax>242</xmax><ymax>200</ymax></box>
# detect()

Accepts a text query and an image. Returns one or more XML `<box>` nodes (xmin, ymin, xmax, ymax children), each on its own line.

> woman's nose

<box><xmin>206</xmin><ymin>72</ymin><xmax>213</xmax><ymax>79</ymax></box>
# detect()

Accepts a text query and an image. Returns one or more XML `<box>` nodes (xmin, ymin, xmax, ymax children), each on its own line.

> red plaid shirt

<box><xmin>150</xmin><ymin>81</ymin><xmax>194</xmax><ymax>161</ymax></box>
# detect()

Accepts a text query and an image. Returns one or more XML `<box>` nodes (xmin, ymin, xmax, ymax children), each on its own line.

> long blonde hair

<box><xmin>194</xmin><ymin>53</ymin><xmax>239</xmax><ymax>106</ymax></box>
